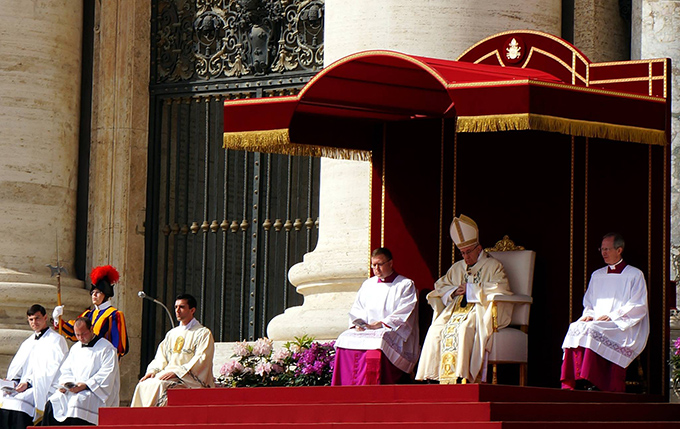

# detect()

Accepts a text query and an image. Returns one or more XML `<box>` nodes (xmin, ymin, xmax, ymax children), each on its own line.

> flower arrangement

<box><xmin>217</xmin><ymin>335</ymin><xmax>335</xmax><ymax>387</ymax></box>
<box><xmin>671</xmin><ymin>336</ymin><xmax>680</xmax><ymax>395</ymax></box>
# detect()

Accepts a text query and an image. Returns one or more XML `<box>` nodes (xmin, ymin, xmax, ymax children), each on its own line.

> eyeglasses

<box><xmin>371</xmin><ymin>260</ymin><xmax>392</xmax><ymax>268</ymax></box>
<box><xmin>459</xmin><ymin>244</ymin><xmax>480</xmax><ymax>257</ymax></box>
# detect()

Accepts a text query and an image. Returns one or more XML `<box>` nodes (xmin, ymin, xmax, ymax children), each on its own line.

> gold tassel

<box><xmin>456</xmin><ymin>114</ymin><xmax>666</xmax><ymax>146</ymax></box>
<box><xmin>223</xmin><ymin>129</ymin><xmax>371</xmax><ymax>161</ymax></box>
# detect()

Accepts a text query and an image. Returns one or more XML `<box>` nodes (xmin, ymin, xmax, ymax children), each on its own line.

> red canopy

<box><xmin>224</xmin><ymin>31</ymin><xmax>669</xmax><ymax>158</ymax></box>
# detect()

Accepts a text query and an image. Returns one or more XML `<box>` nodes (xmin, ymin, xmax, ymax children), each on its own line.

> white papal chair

<box><xmin>485</xmin><ymin>236</ymin><xmax>535</xmax><ymax>386</ymax></box>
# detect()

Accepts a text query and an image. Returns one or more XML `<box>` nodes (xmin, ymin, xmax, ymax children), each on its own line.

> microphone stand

<box><xmin>138</xmin><ymin>291</ymin><xmax>175</xmax><ymax>328</ymax></box>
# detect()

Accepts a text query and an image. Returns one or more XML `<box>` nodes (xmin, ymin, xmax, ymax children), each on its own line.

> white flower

<box><xmin>233</xmin><ymin>340</ymin><xmax>251</xmax><ymax>357</ymax></box>
<box><xmin>252</xmin><ymin>337</ymin><xmax>274</xmax><ymax>356</ymax></box>
<box><xmin>255</xmin><ymin>361</ymin><xmax>273</xmax><ymax>376</ymax></box>
<box><xmin>272</xmin><ymin>348</ymin><xmax>291</xmax><ymax>363</ymax></box>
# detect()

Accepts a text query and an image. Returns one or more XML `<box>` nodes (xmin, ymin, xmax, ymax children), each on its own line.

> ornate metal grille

<box><xmin>153</xmin><ymin>0</ymin><xmax>323</xmax><ymax>92</ymax></box>
<box><xmin>143</xmin><ymin>0</ymin><xmax>323</xmax><ymax>364</ymax></box>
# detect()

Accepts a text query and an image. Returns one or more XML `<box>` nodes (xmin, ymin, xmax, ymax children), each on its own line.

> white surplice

<box><xmin>416</xmin><ymin>251</ymin><xmax>512</xmax><ymax>382</ymax></box>
<box><xmin>562</xmin><ymin>264</ymin><xmax>649</xmax><ymax>368</ymax></box>
<box><xmin>0</xmin><ymin>328</ymin><xmax>68</xmax><ymax>423</ymax></box>
<box><xmin>131</xmin><ymin>318</ymin><xmax>215</xmax><ymax>407</ymax></box>
<box><xmin>47</xmin><ymin>336</ymin><xmax>119</xmax><ymax>425</ymax></box>
<box><xmin>334</xmin><ymin>274</ymin><xmax>420</xmax><ymax>373</ymax></box>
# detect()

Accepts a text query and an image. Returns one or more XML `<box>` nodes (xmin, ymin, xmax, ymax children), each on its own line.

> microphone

<box><xmin>138</xmin><ymin>291</ymin><xmax>175</xmax><ymax>328</ymax></box>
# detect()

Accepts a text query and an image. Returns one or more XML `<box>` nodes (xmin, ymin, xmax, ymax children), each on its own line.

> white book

<box><xmin>465</xmin><ymin>282</ymin><xmax>482</xmax><ymax>304</ymax></box>
<box><xmin>0</xmin><ymin>378</ymin><xmax>16</xmax><ymax>393</ymax></box>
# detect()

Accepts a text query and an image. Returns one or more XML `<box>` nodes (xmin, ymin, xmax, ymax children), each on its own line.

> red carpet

<box><xmin>44</xmin><ymin>384</ymin><xmax>680</xmax><ymax>428</ymax></box>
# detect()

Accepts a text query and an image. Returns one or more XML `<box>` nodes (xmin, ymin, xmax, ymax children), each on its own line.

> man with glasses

<box><xmin>416</xmin><ymin>215</ymin><xmax>512</xmax><ymax>383</ymax></box>
<box><xmin>332</xmin><ymin>248</ymin><xmax>419</xmax><ymax>385</ymax></box>
<box><xmin>561</xmin><ymin>233</ymin><xmax>649</xmax><ymax>392</ymax></box>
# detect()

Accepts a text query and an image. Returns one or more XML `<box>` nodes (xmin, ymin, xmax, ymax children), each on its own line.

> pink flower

<box><xmin>253</xmin><ymin>338</ymin><xmax>274</xmax><ymax>357</ymax></box>
<box><xmin>220</xmin><ymin>359</ymin><xmax>244</xmax><ymax>376</ymax></box>
<box><xmin>233</xmin><ymin>340</ymin><xmax>251</xmax><ymax>357</ymax></box>
<box><xmin>255</xmin><ymin>361</ymin><xmax>273</xmax><ymax>376</ymax></box>
<box><xmin>272</xmin><ymin>348</ymin><xmax>290</xmax><ymax>363</ymax></box>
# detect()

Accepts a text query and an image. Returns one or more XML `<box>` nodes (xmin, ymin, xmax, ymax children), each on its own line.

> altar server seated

<box><xmin>332</xmin><ymin>247</ymin><xmax>419</xmax><ymax>385</ymax></box>
<box><xmin>131</xmin><ymin>294</ymin><xmax>215</xmax><ymax>407</ymax></box>
<box><xmin>561</xmin><ymin>232</ymin><xmax>649</xmax><ymax>392</ymax></box>
<box><xmin>0</xmin><ymin>304</ymin><xmax>68</xmax><ymax>428</ymax></box>
<box><xmin>41</xmin><ymin>317</ymin><xmax>119</xmax><ymax>426</ymax></box>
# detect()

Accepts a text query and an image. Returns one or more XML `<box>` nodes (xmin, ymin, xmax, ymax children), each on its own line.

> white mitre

<box><xmin>449</xmin><ymin>214</ymin><xmax>479</xmax><ymax>248</ymax></box>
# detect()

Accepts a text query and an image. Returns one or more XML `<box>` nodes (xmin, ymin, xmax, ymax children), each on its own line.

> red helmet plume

<box><xmin>90</xmin><ymin>265</ymin><xmax>119</xmax><ymax>298</ymax></box>
<box><xmin>90</xmin><ymin>265</ymin><xmax>119</xmax><ymax>285</ymax></box>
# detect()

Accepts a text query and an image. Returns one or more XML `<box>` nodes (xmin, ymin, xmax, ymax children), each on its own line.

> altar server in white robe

<box><xmin>561</xmin><ymin>232</ymin><xmax>649</xmax><ymax>392</ymax></box>
<box><xmin>416</xmin><ymin>215</ymin><xmax>512</xmax><ymax>383</ymax></box>
<box><xmin>131</xmin><ymin>293</ymin><xmax>215</xmax><ymax>407</ymax></box>
<box><xmin>0</xmin><ymin>304</ymin><xmax>68</xmax><ymax>428</ymax></box>
<box><xmin>42</xmin><ymin>317</ymin><xmax>119</xmax><ymax>426</ymax></box>
<box><xmin>332</xmin><ymin>247</ymin><xmax>419</xmax><ymax>385</ymax></box>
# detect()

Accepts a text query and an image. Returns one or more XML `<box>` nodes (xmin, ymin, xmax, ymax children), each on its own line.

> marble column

<box><xmin>573</xmin><ymin>0</ymin><xmax>631</xmax><ymax>62</ymax></box>
<box><xmin>0</xmin><ymin>0</ymin><xmax>91</xmax><ymax>375</ymax></box>
<box><xmin>88</xmin><ymin>0</ymin><xmax>150</xmax><ymax>403</ymax></box>
<box><xmin>267</xmin><ymin>0</ymin><xmax>562</xmax><ymax>341</ymax></box>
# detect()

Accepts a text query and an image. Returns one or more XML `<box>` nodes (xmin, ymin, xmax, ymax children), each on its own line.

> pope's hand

<box><xmin>52</xmin><ymin>305</ymin><xmax>64</xmax><ymax>320</ymax></box>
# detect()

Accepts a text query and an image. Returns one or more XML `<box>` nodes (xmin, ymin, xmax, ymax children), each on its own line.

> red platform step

<box><xmin>43</xmin><ymin>384</ymin><xmax>679</xmax><ymax>428</ymax></box>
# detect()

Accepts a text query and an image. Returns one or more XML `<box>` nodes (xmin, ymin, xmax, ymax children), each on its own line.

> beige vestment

<box><xmin>131</xmin><ymin>319</ymin><xmax>214</xmax><ymax>407</ymax></box>
<box><xmin>415</xmin><ymin>252</ymin><xmax>512</xmax><ymax>382</ymax></box>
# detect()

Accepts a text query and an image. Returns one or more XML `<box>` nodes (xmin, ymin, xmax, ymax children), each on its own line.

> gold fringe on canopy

<box><xmin>456</xmin><ymin>113</ymin><xmax>667</xmax><ymax>146</ymax></box>
<box><xmin>223</xmin><ymin>129</ymin><xmax>372</xmax><ymax>161</ymax></box>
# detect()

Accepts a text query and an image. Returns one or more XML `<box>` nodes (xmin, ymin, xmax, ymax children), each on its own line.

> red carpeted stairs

<box><xmin>46</xmin><ymin>384</ymin><xmax>680</xmax><ymax>428</ymax></box>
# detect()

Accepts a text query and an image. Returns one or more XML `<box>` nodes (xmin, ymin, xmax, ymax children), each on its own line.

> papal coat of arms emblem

<box><xmin>506</xmin><ymin>38</ymin><xmax>521</xmax><ymax>60</ymax></box>
<box><xmin>503</xmin><ymin>36</ymin><xmax>525</xmax><ymax>64</ymax></box>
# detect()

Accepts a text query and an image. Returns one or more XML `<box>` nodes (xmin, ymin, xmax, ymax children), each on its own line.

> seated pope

<box><xmin>561</xmin><ymin>232</ymin><xmax>649</xmax><ymax>392</ymax></box>
<box><xmin>416</xmin><ymin>214</ymin><xmax>513</xmax><ymax>383</ymax></box>
<box><xmin>332</xmin><ymin>247</ymin><xmax>420</xmax><ymax>385</ymax></box>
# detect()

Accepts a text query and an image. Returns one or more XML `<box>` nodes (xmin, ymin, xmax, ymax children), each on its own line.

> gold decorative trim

<box><xmin>301</xmin><ymin>50</ymin><xmax>450</xmax><ymax>97</ymax></box>
<box><xmin>224</xmin><ymin>95</ymin><xmax>298</xmax><ymax>106</ymax></box>
<box><xmin>452</xmin><ymin>132</ymin><xmax>458</xmax><ymax>265</ymax></box>
<box><xmin>662</xmin><ymin>136</ymin><xmax>668</xmax><ymax>392</ymax></box>
<box><xmin>589</xmin><ymin>58</ymin><xmax>668</xmax><ymax>67</ymax></box>
<box><xmin>569</xmin><ymin>136</ymin><xmax>575</xmax><ymax>322</ymax></box>
<box><xmin>456</xmin><ymin>29</ymin><xmax>590</xmax><ymax>66</ymax></box>
<box><xmin>368</xmin><ymin>136</ymin><xmax>373</xmax><ymax>277</ymax></box>
<box><xmin>473</xmin><ymin>50</ymin><xmax>505</xmax><ymax>66</ymax></box>
<box><xmin>438</xmin><ymin>119</ymin><xmax>445</xmax><ymax>278</ymax></box>
<box><xmin>381</xmin><ymin>123</ymin><xmax>386</xmax><ymax>247</ymax></box>
<box><xmin>522</xmin><ymin>47</ymin><xmax>587</xmax><ymax>85</ymax></box>
<box><xmin>584</xmin><ymin>138</ymin><xmax>589</xmax><ymax>296</ymax></box>
<box><xmin>485</xmin><ymin>235</ymin><xmax>525</xmax><ymax>252</ymax></box>
<box><xmin>223</xmin><ymin>130</ymin><xmax>371</xmax><ymax>161</ymax></box>
<box><xmin>455</xmin><ymin>113</ymin><xmax>667</xmax><ymax>146</ymax></box>
<box><xmin>588</xmin><ymin>76</ymin><xmax>664</xmax><ymax>86</ymax></box>
<box><xmin>448</xmin><ymin>79</ymin><xmax>665</xmax><ymax>102</ymax></box>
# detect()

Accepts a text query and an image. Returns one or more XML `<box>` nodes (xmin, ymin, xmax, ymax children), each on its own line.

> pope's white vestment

<box><xmin>0</xmin><ymin>328</ymin><xmax>68</xmax><ymax>423</ymax></box>
<box><xmin>562</xmin><ymin>264</ymin><xmax>649</xmax><ymax>368</ymax></box>
<box><xmin>416</xmin><ymin>251</ymin><xmax>512</xmax><ymax>382</ymax></box>
<box><xmin>131</xmin><ymin>318</ymin><xmax>215</xmax><ymax>407</ymax></box>
<box><xmin>47</xmin><ymin>336</ymin><xmax>119</xmax><ymax>425</ymax></box>
<box><xmin>334</xmin><ymin>274</ymin><xmax>420</xmax><ymax>373</ymax></box>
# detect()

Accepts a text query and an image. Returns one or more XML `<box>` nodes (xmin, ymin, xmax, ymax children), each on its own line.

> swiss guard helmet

<box><xmin>90</xmin><ymin>265</ymin><xmax>120</xmax><ymax>299</ymax></box>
